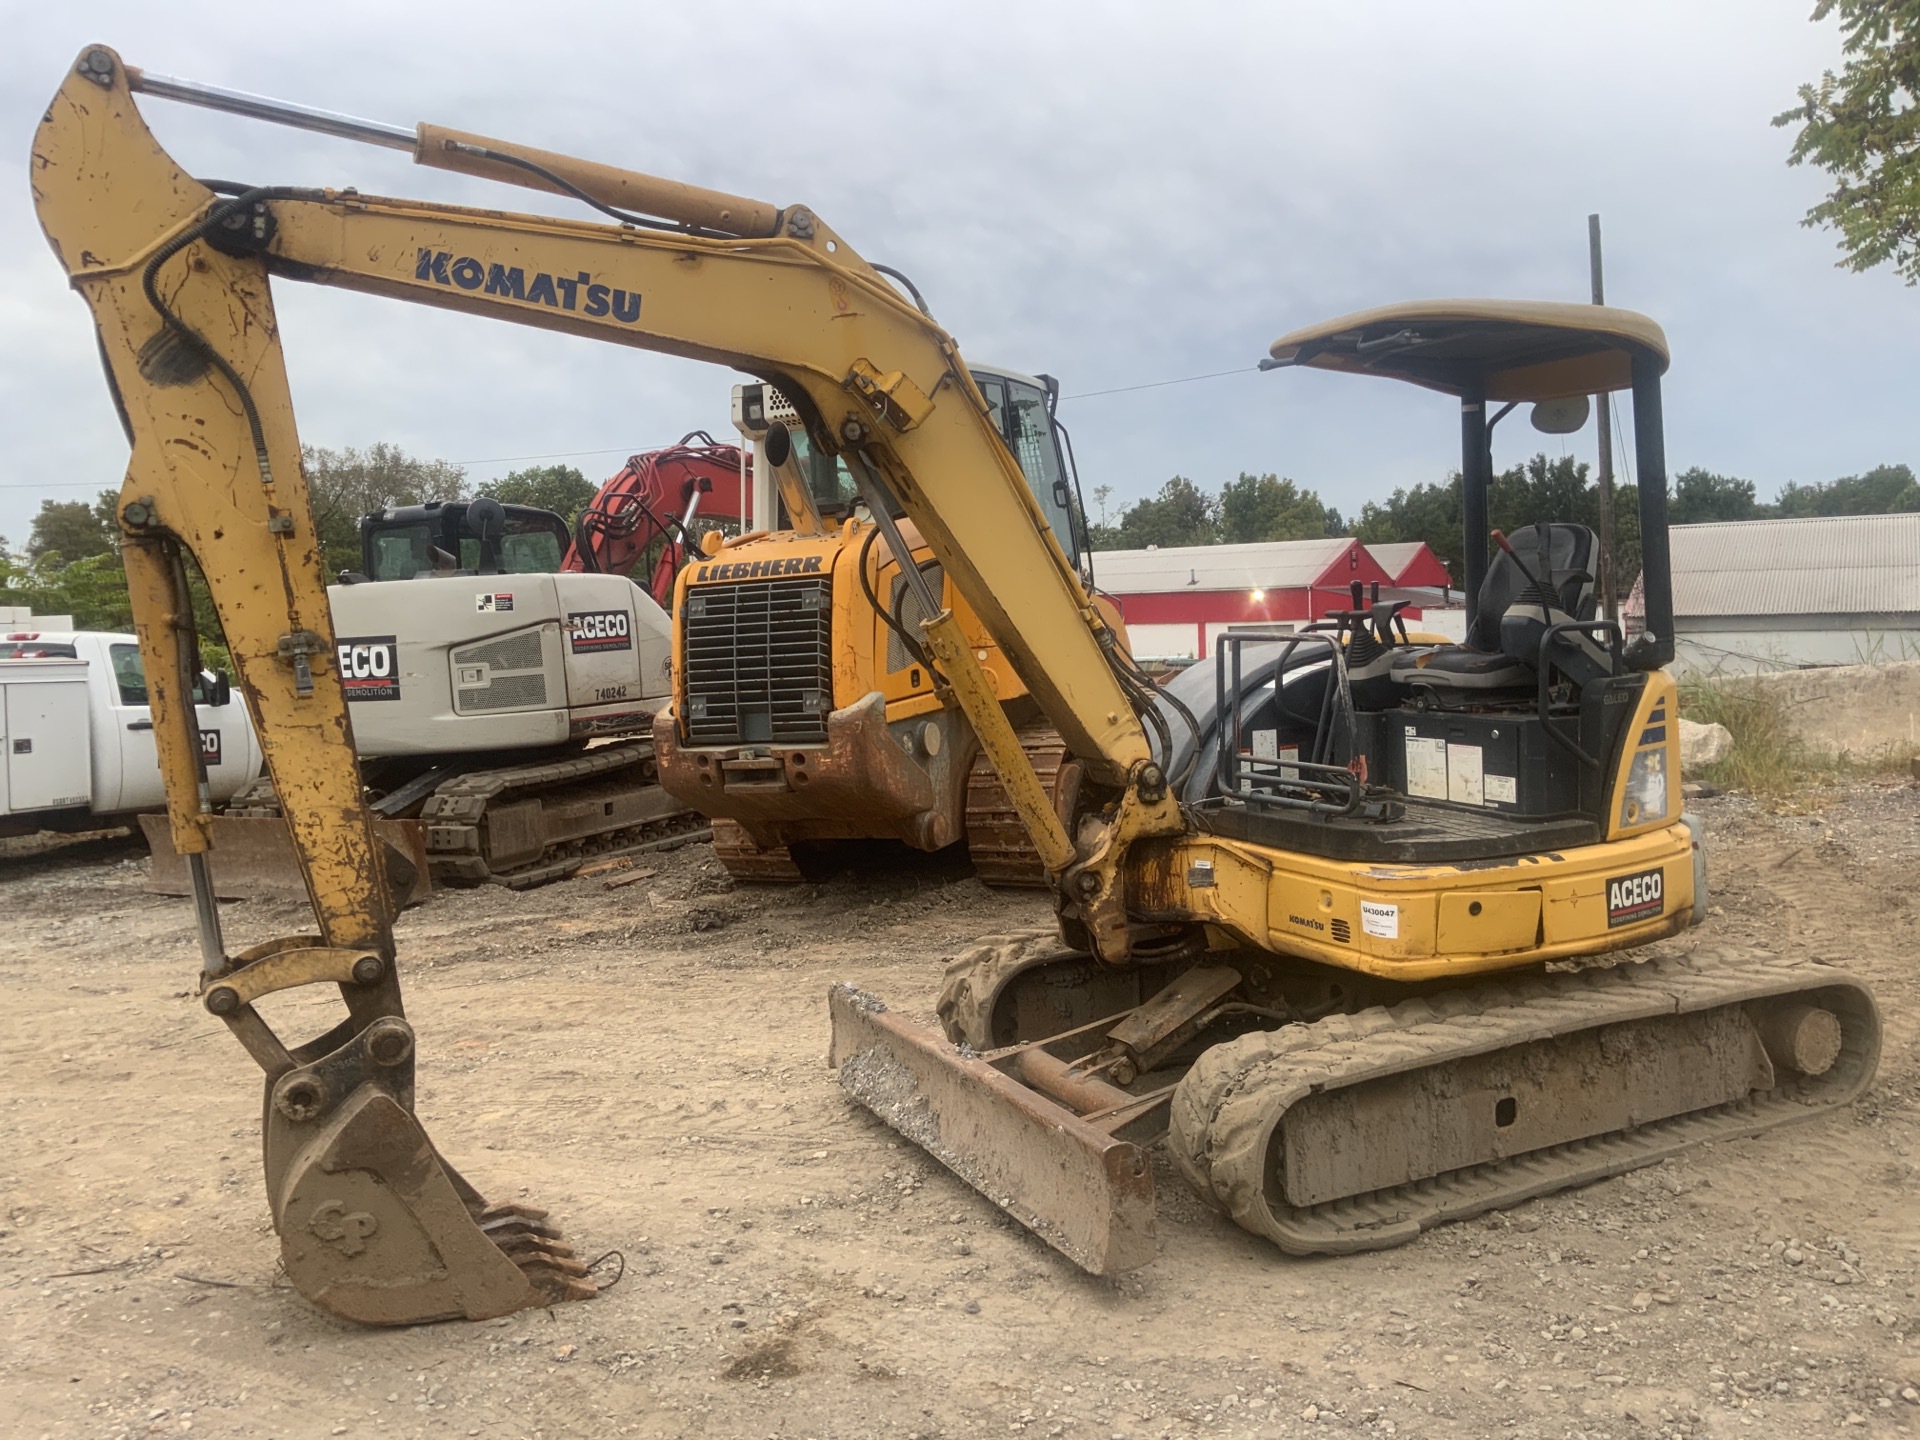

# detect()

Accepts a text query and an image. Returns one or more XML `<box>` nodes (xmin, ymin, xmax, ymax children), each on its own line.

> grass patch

<box><xmin>1677</xmin><ymin>677</ymin><xmax>1838</xmax><ymax>801</ymax></box>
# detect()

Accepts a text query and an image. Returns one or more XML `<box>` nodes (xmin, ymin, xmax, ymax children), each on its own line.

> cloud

<box><xmin>2</xmin><ymin>0</ymin><xmax>1913</xmax><ymax>552</ymax></box>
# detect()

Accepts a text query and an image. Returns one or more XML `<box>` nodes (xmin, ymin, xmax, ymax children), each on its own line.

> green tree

<box><xmin>26</xmin><ymin>493</ymin><xmax>118</xmax><ymax>565</ymax></box>
<box><xmin>0</xmin><ymin>549</ymin><xmax>135</xmax><ymax>632</ymax></box>
<box><xmin>1773</xmin><ymin>462</ymin><xmax>1920</xmax><ymax>514</ymax></box>
<box><xmin>1349</xmin><ymin>455</ymin><xmax>1642</xmax><ymax>594</ymax></box>
<box><xmin>1216</xmin><ymin>472</ymin><xmax>1333</xmax><ymax>543</ymax></box>
<box><xmin>1107</xmin><ymin>476</ymin><xmax>1217</xmax><ymax>550</ymax></box>
<box><xmin>478</xmin><ymin>463</ymin><xmax>597</xmax><ymax>525</ymax></box>
<box><xmin>1350</xmin><ymin>475</ymin><xmax>1464</xmax><ymax>583</ymax></box>
<box><xmin>1669</xmin><ymin>468</ymin><xmax>1761</xmax><ymax>524</ymax></box>
<box><xmin>1774</xmin><ymin>1</ymin><xmax>1920</xmax><ymax>284</ymax></box>
<box><xmin>303</xmin><ymin>443</ymin><xmax>468</xmax><ymax>576</ymax></box>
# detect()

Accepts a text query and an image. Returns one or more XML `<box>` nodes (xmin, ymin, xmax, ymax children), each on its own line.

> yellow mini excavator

<box><xmin>34</xmin><ymin>47</ymin><xmax>1878</xmax><ymax>1324</ymax></box>
<box><xmin>829</xmin><ymin>308</ymin><xmax>1883</xmax><ymax>1271</ymax></box>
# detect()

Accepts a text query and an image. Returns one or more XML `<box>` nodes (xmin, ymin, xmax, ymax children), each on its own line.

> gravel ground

<box><xmin>0</xmin><ymin>778</ymin><xmax>1915</xmax><ymax>1439</ymax></box>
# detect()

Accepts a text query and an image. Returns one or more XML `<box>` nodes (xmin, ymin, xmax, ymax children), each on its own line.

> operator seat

<box><xmin>1392</xmin><ymin>523</ymin><xmax>1600</xmax><ymax>702</ymax></box>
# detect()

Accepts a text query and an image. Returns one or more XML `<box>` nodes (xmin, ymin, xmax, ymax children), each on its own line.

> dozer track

<box><xmin>710</xmin><ymin>817</ymin><xmax>806</xmax><ymax>883</ymax></box>
<box><xmin>422</xmin><ymin>740</ymin><xmax>708</xmax><ymax>887</ymax></box>
<box><xmin>831</xmin><ymin>945</ymin><xmax>1879</xmax><ymax>1274</ymax></box>
<box><xmin>962</xmin><ymin>726</ymin><xmax>1066</xmax><ymax>888</ymax></box>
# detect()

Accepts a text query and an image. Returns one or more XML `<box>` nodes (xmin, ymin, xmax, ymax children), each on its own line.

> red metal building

<box><xmin>1094</xmin><ymin>538</ymin><xmax>1401</xmax><ymax>662</ymax></box>
<box><xmin>1364</xmin><ymin>540</ymin><xmax>1454</xmax><ymax>593</ymax></box>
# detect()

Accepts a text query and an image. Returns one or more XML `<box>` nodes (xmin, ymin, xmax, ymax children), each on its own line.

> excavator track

<box><xmin>1167</xmin><ymin>950</ymin><xmax>1880</xmax><ymax>1255</ymax></box>
<box><xmin>423</xmin><ymin>740</ymin><xmax>707</xmax><ymax>888</ymax></box>
<box><xmin>963</xmin><ymin>727</ymin><xmax>1066</xmax><ymax>888</ymax></box>
<box><xmin>836</xmin><ymin>940</ymin><xmax>1879</xmax><ymax>1272</ymax></box>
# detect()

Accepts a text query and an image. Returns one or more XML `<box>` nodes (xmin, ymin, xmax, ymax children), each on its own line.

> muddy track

<box><xmin>1169</xmin><ymin>950</ymin><xmax>1880</xmax><ymax>1254</ymax></box>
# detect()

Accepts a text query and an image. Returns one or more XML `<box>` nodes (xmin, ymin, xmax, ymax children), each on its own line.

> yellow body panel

<box><xmin>1141</xmin><ymin>820</ymin><xmax>1694</xmax><ymax>982</ymax></box>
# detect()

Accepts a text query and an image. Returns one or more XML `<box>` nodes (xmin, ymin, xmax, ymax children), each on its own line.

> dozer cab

<box><xmin>829</xmin><ymin>301</ymin><xmax>1882</xmax><ymax>1272</ymax></box>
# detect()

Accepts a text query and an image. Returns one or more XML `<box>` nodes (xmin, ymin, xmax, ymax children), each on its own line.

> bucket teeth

<box><xmin>521</xmin><ymin>1268</ymin><xmax>600</xmax><ymax>1305</ymax></box>
<box><xmin>478</xmin><ymin>1200</ymin><xmax>551</xmax><ymax>1224</ymax></box>
<box><xmin>478</xmin><ymin>1210</ymin><xmax>564</xmax><ymax>1241</ymax></box>
<box><xmin>482</xmin><ymin>1207</ymin><xmax>597</xmax><ymax>1301</ymax></box>
<box><xmin>495</xmin><ymin>1234</ymin><xmax>591</xmax><ymax>1273</ymax></box>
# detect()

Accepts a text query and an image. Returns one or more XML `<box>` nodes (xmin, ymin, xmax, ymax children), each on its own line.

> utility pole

<box><xmin>1589</xmin><ymin>213</ymin><xmax>1618</xmax><ymax>624</ymax></box>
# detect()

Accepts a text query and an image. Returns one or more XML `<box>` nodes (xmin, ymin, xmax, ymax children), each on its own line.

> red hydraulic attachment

<box><xmin>563</xmin><ymin>432</ymin><xmax>746</xmax><ymax>604</ymax></box>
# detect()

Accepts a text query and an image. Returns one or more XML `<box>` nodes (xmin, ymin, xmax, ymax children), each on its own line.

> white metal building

<box><xmin>1631</xmin><ymin>512</ymin><xmax>1920</xmax><ymax>674</ymax></box>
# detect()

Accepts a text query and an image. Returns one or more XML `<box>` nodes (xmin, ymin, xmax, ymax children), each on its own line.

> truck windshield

<box><xmin>973</xmin><ymin>374</ymin><xmax>1083</xmax><ymax>564</ymax></box>
<box><xmin>107</xmin><ymin>643</ymin><xmax>218</xmax><ymax>707</ymax></box>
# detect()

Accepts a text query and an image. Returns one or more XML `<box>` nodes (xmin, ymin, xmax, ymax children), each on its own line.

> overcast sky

<box><xmin>3</xmin><ymin>1</ymin><xmax>1914</xmax><ymax>547</ymax></box>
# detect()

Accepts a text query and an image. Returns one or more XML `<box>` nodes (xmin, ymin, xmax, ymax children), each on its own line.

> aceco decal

<box><xmin>1606</xmin><ymin>866</ymin><xmax>1664</xmax><ymax>928</ymax></box>
<box><xmin>568</xmin><ymin>610</ymin><xmax>633</xmax><ymax>654</ymax></box>
<box><xmin>337</xmin><ymin>635</ymin><xmax>400</xmax><ymax>702</ymax></box>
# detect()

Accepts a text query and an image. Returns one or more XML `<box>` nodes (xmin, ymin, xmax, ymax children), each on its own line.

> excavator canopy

<box><xmin>1264</xmin><ymin>299</ymin><xmax>1670</xmax><ymax>402</ymax></box>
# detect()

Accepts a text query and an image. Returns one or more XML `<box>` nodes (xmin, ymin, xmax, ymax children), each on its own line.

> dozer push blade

<box><xmin>828</xmin><ymin>984</ymin><xmax>1157</xmax><ymax>1275</ymax></box>
<box><xmin>262</xmin><ymin>1016</ymin><xmax>594</xmax><ymax>1325</ymax></box>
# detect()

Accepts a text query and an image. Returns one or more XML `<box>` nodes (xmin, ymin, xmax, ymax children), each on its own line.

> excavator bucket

<box><xmin>828</xmin><ymin>984</ymin><xmax>1159</xmax><ymax>1274</ymax></box>
<box><xmin>261</xmin><ymin>1014</ymin><xmax>594</xmax><ymax>1324</ymax></box>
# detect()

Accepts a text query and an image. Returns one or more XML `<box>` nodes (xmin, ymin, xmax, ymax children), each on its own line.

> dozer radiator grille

<box><xmin>682</xmin><ymin>576</ymin><xmax>832</xmax><ymax>745</ymax></box>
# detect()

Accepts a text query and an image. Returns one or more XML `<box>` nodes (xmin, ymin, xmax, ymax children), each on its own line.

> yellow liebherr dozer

<box><xmin>828</xmin><ymin>303</ymin><xmax>1881</xmax><ymax>1273</ymax></box>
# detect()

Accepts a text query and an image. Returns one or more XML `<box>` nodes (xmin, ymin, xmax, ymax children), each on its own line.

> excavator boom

<box><xmin>32</xmin><ymin>46</ymin><xmax>1177</xmax><ymax>1323</ymax></box>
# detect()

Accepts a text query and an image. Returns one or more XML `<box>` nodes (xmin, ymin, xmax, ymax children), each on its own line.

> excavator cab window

<box><xmin>362</xmin><ymin>503</ymin><xmax>571</xmax><ymax>581</ymax></box>
<box><xmin>785</xmin><ymin>427</ymin><xmax>860</xmax><ymax>520</ymax></box>
<box><xmin>974</xmin><ymin>373</ymin><xmax>1087</xmax><ymax>567</ymax></box>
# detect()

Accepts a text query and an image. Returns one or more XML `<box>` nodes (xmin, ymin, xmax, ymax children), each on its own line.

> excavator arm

<box><xmin>565</xmin><ymin>436</ymin><xmax>747</xmax><ymax>605</ymax></box>
<box><xmin>31</xmin><ymin>46</ymin><xmax>1181</xmax><ymax>1323</ymax></box>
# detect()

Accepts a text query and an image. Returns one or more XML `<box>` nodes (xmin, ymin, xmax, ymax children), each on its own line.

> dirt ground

<box><xmin>2</xmin><ymin>779</ymin><xmax>1917</xmax><ymax>1440</ymax></box>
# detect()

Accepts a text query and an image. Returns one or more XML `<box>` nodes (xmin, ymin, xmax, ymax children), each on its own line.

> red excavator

<box><xmin>564</xmin><ymin>433</ymin><xmax>746</xmax><ymax>604</ymax></box>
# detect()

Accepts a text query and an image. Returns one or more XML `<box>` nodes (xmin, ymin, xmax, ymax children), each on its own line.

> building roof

<box><xmin>1265</xmin><ymin>299</ymin><xmax>1669</xmax><ymax>401</ymax></box>
<box><xmin>1659</xmin><ymin>512</ymin><xmax>1920</xmax><ymax>619</ymax></box>
<box><xmin>1093</xmin><ymin>538</ymin><xmax>1389</xmax><ymax>595</ymax></box>
<box><xmin>1365</xmin><ymin>541</ymin><xmax>1453</xmax><ymax>589</ymax></box>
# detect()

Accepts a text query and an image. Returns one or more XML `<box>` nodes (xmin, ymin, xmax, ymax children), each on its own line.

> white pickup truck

<box><xmin>0</xmin><ymin>629</ymin><xmax>262</xmax><ymax>837</ymax></box>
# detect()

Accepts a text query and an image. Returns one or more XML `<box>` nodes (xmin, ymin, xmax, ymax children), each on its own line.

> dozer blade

<box><xmin>828</xmin><ymin>984</ymin><xmax>1158</xmax><ymax>1274</ymax></box>
<box><xmin>263</xmin><ymin>1017</ymin><xmax>594</xmax><ymax>1324</ymax></box>
<box><xmin>141</xmin><ymin>814</ymin><xmax>432</xmax><ymax>906</ymax></box>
